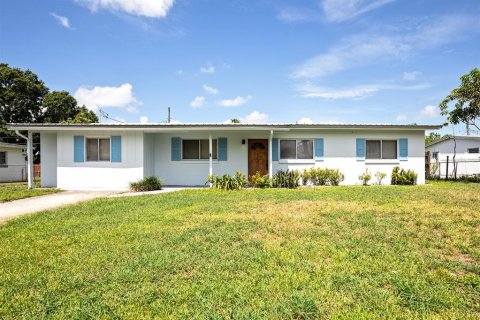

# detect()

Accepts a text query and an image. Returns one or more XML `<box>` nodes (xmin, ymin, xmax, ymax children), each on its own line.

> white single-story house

<box><xmin>6</xmin><ymin>123</ymin><xmax>441</xmax><ymax>190</ymax></box>
<box><xmin>426</xmin><ymin>135</ymin><xmax>480</xmax><ymax>157</ymax></box>
<box><xmin>0</xmin><ymin>142</ymin><xmax>26</xmax><ymax>183</ymax></box>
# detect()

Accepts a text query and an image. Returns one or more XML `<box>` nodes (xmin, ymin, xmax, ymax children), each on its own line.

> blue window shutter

<box><xmin>399</xmin><ymin>138</ymin><xmax>408</xmax><ymax>161</ymax></box>
<box><xmin>171</xmin><ymin>137</ymin><xmax>181</xmax><ymax>161</ymax></box>
<box><xmin>272</xmin><ymin>138</ymin><xmax>279</xmax><ymax>161</ymax></box>
<box><xmin>356</xmin><ymin>138</ymin><xmax>365</xmax><ymax>161</ymax></box>
<box><xmin>315</xmin><ymin>138</ymin><xmax>324</xmax><ymax>160</ymax></box>
<box><xmin>111</xmin><ymin>136</ymin><xmax>122</xmax><ymax>162</ymax></box>
<box><xmin>218</xmin><ymin>137</ymin><xmax>228</xmax><ymax>161</ymax></box>
<box><xmin>74</xmin><ymin>136</ymin><xmax>84</xmax><ymax>163</ymax></box>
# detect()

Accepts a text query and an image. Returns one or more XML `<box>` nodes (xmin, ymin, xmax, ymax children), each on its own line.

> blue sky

<box><xmin>0</xmin><ymin>0</ymin><xmax>479</xmax><ymax>133</ymax></box>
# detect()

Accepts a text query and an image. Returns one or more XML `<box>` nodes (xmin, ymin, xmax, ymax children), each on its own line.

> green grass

<box><xmin>0</xmin><ymin>181</ymin><xmax>479</xmax><ymax>319</ymax></box>
<box><xmin>0</xmin><ymin>181</ymin><xmax>59</xmax><ymax>202</ymax></box>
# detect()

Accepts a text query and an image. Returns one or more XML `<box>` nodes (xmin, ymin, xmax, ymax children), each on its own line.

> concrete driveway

<box><xmin>0</xmin><ymin>191</ymin><xmax>113</xmax><ymax>223</ymax></box>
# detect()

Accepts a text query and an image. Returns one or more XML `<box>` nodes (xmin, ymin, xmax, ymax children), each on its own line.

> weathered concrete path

<box><xmin>0</xmin><ymin>188</ymin><xmax>195</xmax><ymax>223</ymax></box>
<box><xmin>0</xmin><ymin>191</ymin><xmax>112</xmax><ymax>223</ymax></box>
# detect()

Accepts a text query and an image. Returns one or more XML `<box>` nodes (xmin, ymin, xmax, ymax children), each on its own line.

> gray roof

<box><xmin>426</xmin><ymin>134</ymin><xmax>480</xmax><ymax>148</ymax></box>
<box><xmin>6</xmin><ymin>122</ymin><xmax>442</xmax><ymax>131</ymax></box>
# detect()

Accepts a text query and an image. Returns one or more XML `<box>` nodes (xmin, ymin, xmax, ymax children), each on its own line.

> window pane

<box><xmin>212</xmin><ymin>139</ymin><xmax>217</xmax><ymax>159</ymax></box>
<box><xmin>382</xmin><ymin>140</ymin><xmax>397</xmax><ymax>159</ymax></box>
<box><xmin>86</xmin><ymin>138</ymin><xmax>98</xmax><ymax>161</ymax></box>
<box><xmin>99</xmin><ymin>138</ymin><xmax>110</xmax><ymax>161</ymax></box>
<box><xmin>468</xmin><ymin>148</ymin><xmax>479</xmax><ymax>154</ymax></box>
<box><xmin>199</xmin><ymin>139</ymin><xmax>218</xmax><ymax>159</ymax></box>
<box><xmin>0</xmin><ymin>152</ymin><xmax>6</xmax><ymax>165</ymax></box>
<box><xmin>280</xmin><ymin>140</ymin><xmax>296</xmax><ymax>159</ymax></box>
<box><xmin>182</xmin><ymin>140</ymin><xmax>199</xmax><ymax>159</ymax></box>
<box><xmin>200</xmin><ymin>140</ymin><xmax>209</xmax><ymax>159</ymax></box>
<box><xmin>297</xmin><ymin>140</ymin><xmax>313</xmax><ymax>159</ymax></box>
<box><xmin>366</xmin><ymin>140</ymin><xmax>381</xmax><ymax>159</ymax></box>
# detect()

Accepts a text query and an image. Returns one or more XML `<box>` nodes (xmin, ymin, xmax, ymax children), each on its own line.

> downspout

<box><xmin>15</xmin><ymin>130</ymin><xmax>34</xmax><ymax>189</ymax></box>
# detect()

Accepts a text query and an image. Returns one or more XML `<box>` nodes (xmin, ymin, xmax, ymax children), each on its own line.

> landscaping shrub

<box><xmin>272</xmin><ymin>170</ymin><xmax>301</xmax><ymax>189</ymax></box>
<box><xmin>375</xmin><ymin>171</ymin><xmax>387</xmax><ymax>185</ymax></box>
<box><xmin>301</xmin><ymin>168</ymin><xmax>344</xmax><ymax>186</ymax></box>
<box><xmin>250</xmin><ymin>171</ymin><xmax>271</xmax><ymax>188</ymax></box>
<box><xmin>359</xmin><ymin>170</ymin><xmax>372</xmax><ymax>186</ymax></box>
<box><xmin>391</xmin><ymin>166</ymin><xmax>417</xmax><ymax>185</ymax></box>
<box><xmin>207</xmin><ymin>171</ymin><xmax>248</xmax><ymax>190</ymax></box>
<box><xmin>328</xmin><ymin>169</ymin><xmax>345</xmax><ymax>186</ymax></box>
<box><xmin>130</xmin><ymin>176</ymin><xmax>163</xmax><ymax>191</ymax></box>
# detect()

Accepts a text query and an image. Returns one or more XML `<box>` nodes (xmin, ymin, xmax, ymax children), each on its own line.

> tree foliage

<box><xmin>0</xmin><ymin>63</ymin><xmax>48</xmax><ymax>126</ymax></box>
<box><xmin>0</xmin><ymin>63</ymin><xmax>98</xmax><ymax>142</ymax></box>
<box><xmin>425</xmin><ymin>132</ymin><xmax>441</xmax><ymax>146</ymax></box>
<box><xmin>230</xmin><ymin>118</ymin><xmax>240</xmax><ymax>124</ymax></box>
<box><xmin>439</xmin><ymin>68</ymin><xmax>480</xmax><ymax>130</ymax></box>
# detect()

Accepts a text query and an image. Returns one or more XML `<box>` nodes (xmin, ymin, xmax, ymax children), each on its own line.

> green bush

<box><xmin>328</xmin><ymin>169</ymin><xmax>345</xmax><ymax>186</ymax></box>
<box><xmin>130</xmin><ymin>176</ymin><xmax>163</xmax><ymax>192</ymax></box>
<box><xmin>359</xmin><ymin>170</ymin><xmax>372</xmax><ymax>186</ymax></box>
<box><xmin>207</xmin><ymin>171</ymin><xmax>248</xmax><ymax>190</ymax></box>
<box><xmin>250</xmin><ymin>171</ymin><xmax>271</xmax><ymax>188</ymax></box>
<box><xmin>375</xmin><ymin>171</ymin><xmax>387</xmax><ymax>185</ymax></box>
<box><xmin>272</xmin><ymin>170</ymin><xmax>301</xmax><ymax>189</ymax></box>
<box><xmin>391</xmin><ymin>166</ymin><xmax>417</xmax><ymax>185</ymax></box>
<box><xmin>303</xmin><ymin>168</ymin><xmax>344</xmax><ymax>186</ymax></box>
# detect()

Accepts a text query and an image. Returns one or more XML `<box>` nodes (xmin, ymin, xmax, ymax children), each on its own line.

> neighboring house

<box><xmin>426</xmin><ymin>135</ymin><xmax>480</xmax><ymax>158</ymax></box>
<box><xmin>0</xmin><ymin>142</ymin><xmax>26</xmax><ymax>183</ymax></box>
<box><xmin>425</xmin><ymin>135</ymin><xmax>480</xmax><ymax>178</ymax></box>
<box><xmin>6</xmin><ymin>123</ymin><xmax>441</xmax><ymax>190</ymax></box>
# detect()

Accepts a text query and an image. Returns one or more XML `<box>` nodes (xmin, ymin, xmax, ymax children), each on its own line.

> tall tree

<box><xmin>41</xmin><ymin>91</ymin><xmax>78</xmax><ymax>123</ymax></box>
<box><xmin>439</xmin><ymin>68</ymin><xmax>480</xmax><ymax>131</ymax></box>
<box><xmin>0</xmin><ymin>63</ymin><xmax>48</xmax><ymax>126</ymax></box>
<box><xmin>63</xmin><ymin>106</ymin><xmax>98</xmax><ymax>124</ymax></box>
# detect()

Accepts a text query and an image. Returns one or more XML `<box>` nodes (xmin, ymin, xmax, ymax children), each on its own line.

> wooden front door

<box><xmin>248</xmin><ymin>139</ymin><xmax>268</xmax><ymax>180</ymax></box>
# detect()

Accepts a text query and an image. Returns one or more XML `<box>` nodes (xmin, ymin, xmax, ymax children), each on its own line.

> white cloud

<box><xmin>74</xmin><ymin>83</ymin><xmax>139</xmax><ymax>112</ymax></box>
<box><xmin>277</xmin><ymin>7</ymin><xmax>319</xmax><ymax>23</ymax></box>
<box><xmin>203</xmin><ymin>84</ymin><xmax>219</xmax><ymax>95</ymax></box>
<box><xmin>75</xmin><ymin>0</ymin><xmax>174</xmax><ymax>18</ymax></box>
<box><xmin>396</xmin><ymin>114</ymin><xmax>407</xmax><ymax>121</ymax></box>
<box><xmin>50</xmin><ymin>13</ymin><xmax>73</xmax><ymax>29</ymax></box>
<box><xmin>240</xmin><ymin>111</ymin><xmax>268</xmax><ymax>124</ymax></box>
<box><xmin>200</xmin><ymin>65</ymin><xmax>215</xmax><ymax>74</ymax></box>
<box><xmin>190</xmin><ymin>96</ymin><xmax>205</xmax><ymax>109</ymax></box>
<box><xmin>291</xmin><ymin>14</ymin><xmax>480</xmax><ymax>80</ymax></box>
<box><xmin>176</xmin><ymin>69</ymin><xmax>183</xmax><ymax>76</ymax></box>
<box><xmin>297</xmin><ymin>82</ymin><xmax>429</xmax><ymax>99</ymax></box>
<box><xmin>218</xmin><ymin>96</ymin><xmax>252</xmax><ymax>107</ymax></box>
<box><xmin>140</xmin><ymin>116</ymin><xmax>149</xmax><ymax>123</ymax></box>
<box><xmin>403</xmin><ymin>71</ymin><xmax>422</xmax><ymax>81</ymax></box>
<box><xmin>322</xmin><ymin>0</ymin><xmax>395</xmax><ymax>23</ymax></box>
<box><xmin>419</xmin><ymin>105</ymin><xmax>438</xmax><ymax>118</ymax></box>
<box><xmin>297</xmin><ymin>117</ymin><xmax>314</xmax><ymax>124</ymax></box>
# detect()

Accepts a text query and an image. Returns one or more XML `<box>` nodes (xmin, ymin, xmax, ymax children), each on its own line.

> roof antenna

<box><xmin>167</xmin><ymin>107</ymin><xmax>171</xmax><ymax>123</ymax></box>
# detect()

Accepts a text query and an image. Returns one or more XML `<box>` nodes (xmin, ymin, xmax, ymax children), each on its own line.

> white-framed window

<box><xmin>467</xmin><ymin>147</ymin><xmax>479</xmax><ymax>154</ymax></box>
<box><xmin>182</xmin><ymin>139</ymin><xmax>217</xmax><ymax>160</ymax></box>
<box><xmin>366</xmin><ymin>140</ymin><xmax>397</xmax><ymax>160</ymax></box>
<box><xmin>0</xmin><ymin>151</ymin><xmax>6</xmax><ymax>167</ymax></box>
<box><xmin>280</xmin><ymin>139</ymin><xmax>313</xmax><ymax>160</ymax></box>
<box><xmin>86</xmin><ymin>138</ymin><xmax>110</xmax><ymax>162</ymax></box>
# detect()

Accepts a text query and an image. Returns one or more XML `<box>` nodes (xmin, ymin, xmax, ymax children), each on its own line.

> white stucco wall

<box><xmin>56</xmin><ymin>131</ymin><xmax>144</xmax><ymax>190</ymax></box>
<box><xmin>0</xmin><ymin>146</ymin><xmax>25</xmax><ymax>182</ymax></box>
<box><xmin>41</xmin><ymin>133</ymin><xmax>57</xmax><ymax>187</ymax></box>
<box><xmin>153</xmin><ymin>129</ymin><xmax>426</xmax><ymax>186</ymax></box>
<box><xmin>426</xmin><ymin>138</ymin><xmax>480</xmax><ymax>154</ymax></box>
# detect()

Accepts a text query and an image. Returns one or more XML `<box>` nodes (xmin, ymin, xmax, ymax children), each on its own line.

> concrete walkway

<box><xmin>0</xmin><ymin>191</ymin><xmax>113</xmax><ymax>223</ymax></box>
<box><xmin>0</xmin><ymin>188</ymin><xmax>194</xmax><ymax>223</ymax></box>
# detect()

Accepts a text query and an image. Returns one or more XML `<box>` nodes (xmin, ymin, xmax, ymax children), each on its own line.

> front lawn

<box><xmin>0</xmin><ymin>182</ymin><xmax>479</xmax><ymax>319</ymax></box>
<box><xmin>0</xmin><ymin>181</ymin><xmax>59</xmax><ymax>202</ymax></box>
